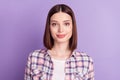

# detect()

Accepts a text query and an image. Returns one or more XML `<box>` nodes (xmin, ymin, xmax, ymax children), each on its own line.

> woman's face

<box><xmin>50</xmin><ymin>12</ymin><xmax>73</xmax><ymax>43</ymax></box>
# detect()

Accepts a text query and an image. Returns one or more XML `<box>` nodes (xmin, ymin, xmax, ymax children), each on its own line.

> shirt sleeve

<box><xmin>88</xmin><ymin>58</ymin><xmax>95</xmax><ymax>80</ymax></box>
<box><xmin>24</xmin><ymin>53</ymin><xmax>32</xmax><ymax>80</ymax></box>
<box><xmin>24</xmin><ymin>50</ymin><xmax>44</xmax><ymax>80</ymax></box>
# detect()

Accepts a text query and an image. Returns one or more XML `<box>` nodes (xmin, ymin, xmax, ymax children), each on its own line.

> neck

<box><xmin>53</xmin><ymin>41</ymin><xmax>69</xmax><ymax>54</ymax></box>
<box><xmin>49</xmin><ymin>42</ymin><xmax>71</xmax><ymax>59</ymax></box>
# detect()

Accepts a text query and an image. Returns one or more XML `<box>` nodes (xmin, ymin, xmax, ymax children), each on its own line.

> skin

<box><xmin>49</xmin><ymin>11</ymin><xmax>73</xmax><ymax>60</ymax></box>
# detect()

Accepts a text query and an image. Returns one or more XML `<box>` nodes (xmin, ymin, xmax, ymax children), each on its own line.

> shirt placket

<box><xmin>64</xmin><ymin>56</ymin><xmax>77</xmax><ymax>80</ymax></box>
<box><xmin>42</xmin><ymin>55</ymin><xmax>53</xmax><ymax>80</ymax></box>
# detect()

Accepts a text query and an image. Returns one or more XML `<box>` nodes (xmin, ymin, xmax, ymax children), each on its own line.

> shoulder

<box><xmin>73</xmin><ymin>51</ymin><xmax>94</xmax><ymax>78</ymax></box>
<box><xmin>26</xmin><ymin>49</ymin><xmax>48</xmax><ymax>70</ymax></box>
<box><xmin>28</xmin><ymin>49</ymin><xmax>48</xmax><ymax>59</ymax></box>
<box><xmin>74</xmin><ymin>51</ymin><xmax>93</xmax><ymax>63</ymax></box>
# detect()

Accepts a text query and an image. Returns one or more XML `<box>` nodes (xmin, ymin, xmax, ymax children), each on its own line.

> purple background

<box><xmin>0</xmin><ymin>0</ymin><xmax>120</xmax><ymax>80</ymax></box>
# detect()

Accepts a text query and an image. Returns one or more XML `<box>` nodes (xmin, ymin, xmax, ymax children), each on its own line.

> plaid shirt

<box><xmin>24</xmin><ymin>49</ymin><xmax>94</xmax><ymax>80</ymax></box>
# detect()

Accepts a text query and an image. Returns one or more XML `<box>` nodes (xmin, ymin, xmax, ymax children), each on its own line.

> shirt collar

<box><xmin>44</xmin><ymin>49</ymin><xmax>77</xmax><ymax>60</ymax></box>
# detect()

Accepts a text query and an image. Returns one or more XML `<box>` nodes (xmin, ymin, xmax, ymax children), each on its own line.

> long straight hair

<box><xmin>43</xmin><ymin>4</ymin><xmax>77</xmax><ymax>52</ymax></box>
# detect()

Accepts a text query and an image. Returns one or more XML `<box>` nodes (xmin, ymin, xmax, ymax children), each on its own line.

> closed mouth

<box><xmin>56</xmin><ymin>34</ymin><xmax>66</xmax><ymax>38</ymax></box>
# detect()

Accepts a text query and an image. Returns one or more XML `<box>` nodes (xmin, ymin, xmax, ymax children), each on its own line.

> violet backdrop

<box><xmin>0</xmin><ymin>0</ymin><xmax>120</xmax><ymax>80</ymax></box>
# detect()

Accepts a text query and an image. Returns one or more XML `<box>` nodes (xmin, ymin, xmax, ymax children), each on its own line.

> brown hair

<box><xmin>43</xmin><ymin>4</ymin><xmax>77</xmax><ymax>51</ymax></box>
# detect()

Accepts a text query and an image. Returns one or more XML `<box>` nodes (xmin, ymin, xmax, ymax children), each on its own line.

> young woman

<box><xmin>24</xmin><ymin>4</ymin><xmax>94</xmax><ymax>80</ymax></box>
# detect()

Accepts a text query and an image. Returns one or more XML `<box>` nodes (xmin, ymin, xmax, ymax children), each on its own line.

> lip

<box><xmin>56</xmin><ymin>34</ymin><xmax>66</xmax><ymax>38</ymax></box>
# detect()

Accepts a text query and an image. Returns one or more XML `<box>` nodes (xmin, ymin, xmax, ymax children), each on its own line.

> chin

<box><xmin>55</xmin><ymin>39</ymin><xmax>69</xmax><ymax>43</ymax></box>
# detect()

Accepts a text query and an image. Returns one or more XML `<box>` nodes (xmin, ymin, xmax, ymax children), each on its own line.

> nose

<box><xmin>58</xmin><ymin>25</ymin><xmax>64</xmax><ymax>33</ymax></box>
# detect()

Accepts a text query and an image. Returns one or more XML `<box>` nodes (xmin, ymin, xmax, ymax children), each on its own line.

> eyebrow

<box><xmin>50</xmin><ymin>20</ymin><xmax>58</xmax><ymax>22</ymax></box>
<box><xmin>63</xmin><ymin>20</ymin><xmax>71</xmax><ymax>22</ymax></box>
<box><xmin>50</xmin><ymin>20</ymin><xmax>71</xmax><ymax>22</ymax></box>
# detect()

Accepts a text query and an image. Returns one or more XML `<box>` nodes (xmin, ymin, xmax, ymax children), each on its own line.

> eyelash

<box><xmin>51</xmin><ymin>22</ymin><xmax>70</xmax><ymax>26</ymax></box>
<box><xmin>64</xmin><ymin>23</ymin><xmax>70</xmax><ymax>26</ymax></box>
<box><xmin>51</xmin><ymin>23</ymin><xmax>57</xmax><ymax>26</ymax></box>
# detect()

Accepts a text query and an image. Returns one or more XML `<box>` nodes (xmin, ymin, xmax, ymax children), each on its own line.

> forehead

<box><xmin>50</xmin><ymin>12</ymin><xmax>72</xmax><ymax>21</ymax></box>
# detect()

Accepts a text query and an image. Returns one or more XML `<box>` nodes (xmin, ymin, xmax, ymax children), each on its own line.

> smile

<box><xmin>56</xmin><ymin>34</ymin><xmax>66</xmax><ymax>38</ymax></box>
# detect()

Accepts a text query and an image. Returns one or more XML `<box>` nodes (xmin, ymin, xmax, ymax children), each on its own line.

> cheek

<box><xmin>66</xmin><ymin>26</ymin><xmax>72</xmax><ymax>33</ymax></box>
<box><xmin>50</xmin><ymin>26</ymin><xmax>57</xmax><ymax>32</ymax></box>
<box><xmin>50</xmin><ymin>27</ymin><xmax>54</xmax><ymax>33</ymax></box>
<box><xmin>66</xmin><ymin>29</ymin><xmax>72</xmax><ymax>38</ymax></box>
<box><xmin>68</xmin><ymin>28</ymin><xmax>73</xmax><ymax>37</ymax></box>
<box><xmin>50</xmin><ymin>29</ymin><xmax>56</xmax><ymax>34</ymax></box>
<box><xmin>50</xmin><ymin>29</ymin><xmax>57</xmax><ymax>38</ymax></box>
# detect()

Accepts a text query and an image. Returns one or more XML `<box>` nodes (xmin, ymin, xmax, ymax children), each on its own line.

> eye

<box><xmin>51</xmin><ymin>23</ymin><xmax>57</xmax><ymax>27</ymax></box>
<box><xmin>64</xmin><ymin>22</ymin><xmax>70</xmax><ymax>26</ymax></box>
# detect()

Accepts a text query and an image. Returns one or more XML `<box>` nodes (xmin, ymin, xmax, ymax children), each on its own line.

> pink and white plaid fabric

<box><xmin>24</xmin><ymin>49</ymin><xmax>94</xmax><ymax>80</ymax></box>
